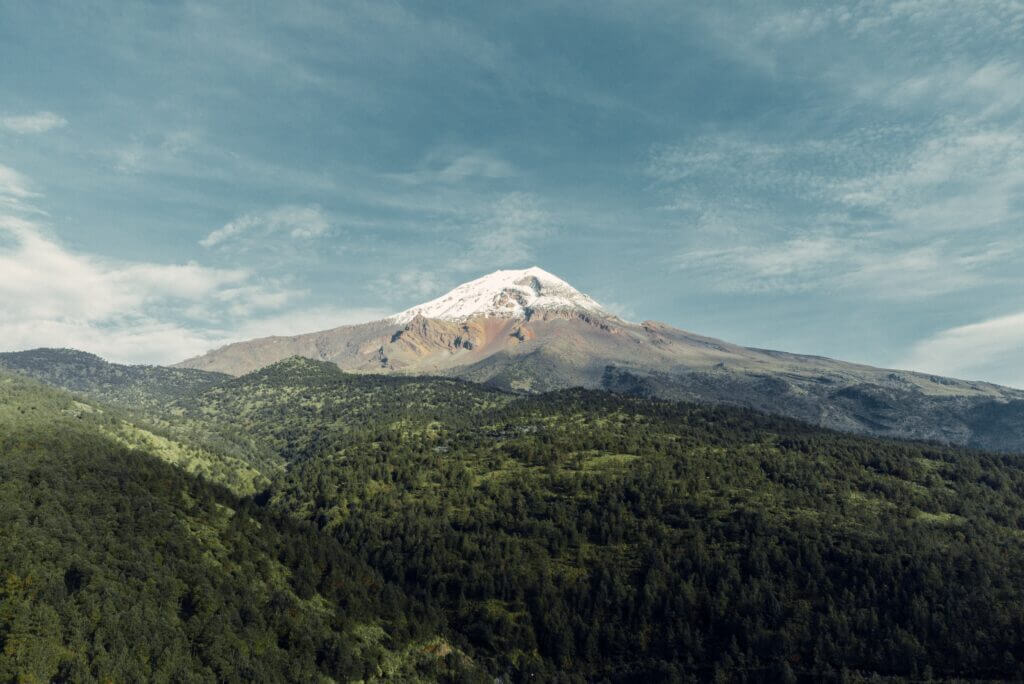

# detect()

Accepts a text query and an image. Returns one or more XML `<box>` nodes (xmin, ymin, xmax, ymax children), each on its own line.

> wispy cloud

<box><xmin>0</xmin><ymin>215</ymin><xmax>243</xmax><ymax>318</ymax></box>
<box><xmin>0</xmin><ymin>158</ymin><xmax>360</xmax><ymax>364</ymax></box>
<box><xmin>449</xmin><ymin>192</ymin><xmax>550</xmax><ymax>272</ymax></box>
<box><xmin>832</xmin><ymin>126</ymin><xmax>1024</xmax><ymax>234</ymax></box>
<box><xmin>902</xmin><ymin>311</ymin><xmax>1024</xmax><ymax>388</ymax></box>
<box><xmin>1</xmin><ymin>111</ymin><xmax>67</xmax><ymax>134</ymax></box>
<box><xmin>360</xmin><ymin>192</ymin><xmax>553</xmax><ymax>310</ymax></box>
<box><xmin>0</xmin><ymin>214</ymin><xmax>239</xmax><ymax>360</ymax></box>
<box><xmin>678</xmin><ymin>235</ymin><xmax>848</xmax><ymax>294</ymax></box>
<box><xmin>0</xmin><ymin>164</ymin><xmax>44</xmax><ymax>215</ymax></box>
<box><xmin>653</xmin><ymin>117</ymin><xmax>1024</xmax><ymax>299</ymax></box>
<box><xmin>835</xmin><ymin>241</ymin><xmax>1013</xmax><ymax>299</ymax></box>
<box><xmin>114</xmin><ymin>129</ymin><xmax>199</xmax><ymax>174</ymax></box>
<box><xmin>0</xmin><ymin>164</ymin><xmax>37</xmax><ymax>199</ymax></box>
<box><xmin>677</xmin><ymin>228</ymin><xmax>1013</xmax><ymax>299</ymax></box>
<box><xmin>201</xmin><ymin>205</ymin><xmax>330</xmax><ymax>248</ymax></box>
<box><xmin>371</xmin><ymin>269</ymin><xmax>449</xmax><ymax>305</ymax></box>
<box><xmin>387</xmin><ymin>150</ymin><xmax>516</xmax><ymax>186</ymax></box>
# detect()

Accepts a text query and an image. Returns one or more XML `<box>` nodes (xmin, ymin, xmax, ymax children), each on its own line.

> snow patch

<box><xmin>390</xmin><ymin>266</ymin><xmax>608</xmax><ymax>323</ymax></box>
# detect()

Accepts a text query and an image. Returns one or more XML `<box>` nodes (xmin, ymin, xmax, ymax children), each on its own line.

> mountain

<box><xmin>175</xmin><ymin>267</ymin><xmax>1024</xmax><ymax>453</ymax></box>
<box><xmin>390</xmin><ymin>266</ymin><xmax>607</xmax><ymax>322</ymax></box>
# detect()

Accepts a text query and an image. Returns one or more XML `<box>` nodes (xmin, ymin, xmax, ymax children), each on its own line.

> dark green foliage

<box><xmin>0</xmin><ymin>348</ymin><xmax>284</xmax><ymax>493</ymax></box>
<box><xmin>0</xmin><ymin>348</ymin><xmax>227</xmax><ymax>409</ymax></box>
<box><xmin>0</xmin><ymin>372</ymin><xmax>478</xmax><ymax>682</ymax></box>
<box><xmin>6</xmin><ymin>354</ymin><xmax>1024</xmax><ymax>681</ymax></box>
<box><xmin>182</xmin><ymin>357</ymin><xmax>509</xmax><ymax>462</ymax></box>
<box><xmin>226</xmin><ymin>361</ymin><xmax>1024</xmax><ymax>681</ymax></box>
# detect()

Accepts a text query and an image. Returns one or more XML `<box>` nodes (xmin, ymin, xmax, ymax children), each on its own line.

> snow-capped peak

<box><xmin>390</xmin><ymin>266</ymin><xmax>609</xmax><ymax>323</ymax></box>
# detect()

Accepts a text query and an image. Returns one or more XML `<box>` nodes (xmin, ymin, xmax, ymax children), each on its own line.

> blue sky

<box><xmin>1</xmin><ymin>1</ymin><xmax>1022</xmax><ymax>386</ymax></box>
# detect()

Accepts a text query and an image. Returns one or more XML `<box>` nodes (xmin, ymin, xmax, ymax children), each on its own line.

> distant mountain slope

<box><xmin>0</xmin><ymin>348</ymin><xmax>284</xmax><ymax>491</ymax></box>
<box><xmin>0</xmin><ymin>347</ymin><xmax>228</xmax><ymax>409</ymax></box>
<box><xmin>175</xmin><ymin>267</ymin><xmax>1024</xmax><ymax>453</ymax></box>
<box><xmin>179</xmin><ymin>357</ymin><xmax>511</xmax><ymax>462</ymax></box>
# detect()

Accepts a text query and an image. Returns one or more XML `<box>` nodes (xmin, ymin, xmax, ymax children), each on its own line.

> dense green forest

<box><xmin>0</xmin><ymin>372</ymin><xmax>479</xmax><ymax>682</ymax></box>
<box><xmin>4</xmin><ymin>350</ymin><xmax>1024</xmax><ymax>681</ymax></box>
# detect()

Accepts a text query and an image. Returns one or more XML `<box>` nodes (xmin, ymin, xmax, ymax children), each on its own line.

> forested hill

<box><xmin>246</xmin><ymin>361</ymin><xmax>1024</xmax><ymax>680</ymax></box>
<box><xmin>4</xmin><ymin>353</ymin><xmax>1024</xmax><ymax>680</ymax></box>
<box><xmin>0</xmin><ymin>371</ymin><xmax>481</xmax><ymax>682</ymax></box>
<box><xmin>0</xmin><ymin>348</ymin><xmax>228</xmax><ymax>410</ymax></box>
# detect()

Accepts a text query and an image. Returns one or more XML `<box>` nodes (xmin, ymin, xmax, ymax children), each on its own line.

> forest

<box><xmin>3</xmin><ymin>350</ymin><xmax>1024</xmax><ymax>681</ymax></box>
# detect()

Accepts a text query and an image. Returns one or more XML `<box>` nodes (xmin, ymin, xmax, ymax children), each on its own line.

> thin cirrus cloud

<box><xmin>677</xmin><ymin>235</ymin><xmax>1011</xmax><ymax>300</ymax></box>
<box><xmin>364</xmin><ymin>192</ymin><xmax>553</xmax><ymax>308</ymax></box>
<box><xmin>200</xmin><ymin>205</ymin><xmax>331</xmax><ymax>248</ymax></box>
<box><xmin>0</xmin><ymin>163</ymin><xmax>39</xmax><ymax>213</ymax></box>
<box><xmin>370</xmin><ymin>269</ymin><xmax>449</xmax><ymax>305</ymax></box>
<box><xmin>386</xmin><ymin>151</ymin><xmax>517</xmax><ymax>186</ymax></box>
<box><xmin>446</xmin><ymin>192</ymin><xmax>551</xmax><ymax>273</ymax></box>
<box><xmin>676</xmin><ymin>236</ymin><xmax>848</xmax><ymax>294</ymax></box>
<box><xmin>648</xmin><ymin>2</ymin><xmax>1024</xmax><ymax>317</ymax></box>
<box><xmin>653</xmin><ymin>119</ymin><xmax>1024</xmax><ymax>299</ymax></box>
<box><xmin>1</xmin><ymin>111</ymin><xmax>67</xmax><ymax>134</ymax></box>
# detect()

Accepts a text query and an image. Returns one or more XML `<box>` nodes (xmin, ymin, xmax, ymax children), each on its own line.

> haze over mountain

<box><xmin>177</xmin><ymin>267</ymin><xmax>1024</xmax><ymax>453</ymax></box>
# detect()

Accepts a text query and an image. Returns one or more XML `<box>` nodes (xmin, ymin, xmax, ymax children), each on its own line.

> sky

<box><xmin>1</xmin><ymin>1</ymin><xmax>1022</xmax><ymax>387</ymax></box>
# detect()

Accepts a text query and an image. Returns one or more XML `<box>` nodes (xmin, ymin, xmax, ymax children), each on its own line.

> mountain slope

<box><xmin>176</xmin><ymin>268</ymin><xmax>1024</xmax><ymax>453</ymax></box>
<box><xmin>0</xmin><ymin>348</ymin><xmax>283</xmax><ymax>492</ymax></box>
<box><xmin>8</xmin><ymin>357</ymin><xmax>1024</xmax><ymax>678</ymax></box>
<box><xmin>0</xmin><ymin>347</ymin><xmax>228</xmax><ymax>409</ymax></box>
<box><xmin>177</xmin><ymin>356</ymin><xmax>511</xmax><ymax>462</ymax></box>
<box><xmin>154</xmin><ymin>358</ymin><xmax>1024</xmax><ymax>680</ymax></box>
<box><xmin>0</xmin><ymin>370</ymin><xmax>479</xmax><ymax>682</ymax></box>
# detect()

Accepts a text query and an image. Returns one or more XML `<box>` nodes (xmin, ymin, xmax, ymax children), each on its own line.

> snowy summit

<box><xmin>390</xmin><ymin>267</ymin><xmax>608</xmax><ymax>323</ymax></box>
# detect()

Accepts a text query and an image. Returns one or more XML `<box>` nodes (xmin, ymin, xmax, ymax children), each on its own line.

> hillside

<box><xmin>0</xmin><ymin>348</ymin><xmax>284</xmax><ymax>494</ymax></box>
<box><xmin>7</xmin><ymin>355</ymin><xmax>1024</xmax><ymax>679</ymax></box>
<box><xmin>193</xmin><ymin>359</ymin><xmax>1024</xmax><ymax>680</ymax></box>
<box><xmin>0</xmin><ymin>370</ymin><xmax>481</xmax><ymax>682</ymax></box>
<box><xmin>0</xmin><ymin>348</ymin><xmax>228</xmax><ymax>410</ymax></box>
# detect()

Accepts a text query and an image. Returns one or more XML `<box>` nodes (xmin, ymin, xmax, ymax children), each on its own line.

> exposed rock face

<box><xmin>176</xmin><ymin>267</ymin><xmax>1024</xmax><ymax>453</ymax></box>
